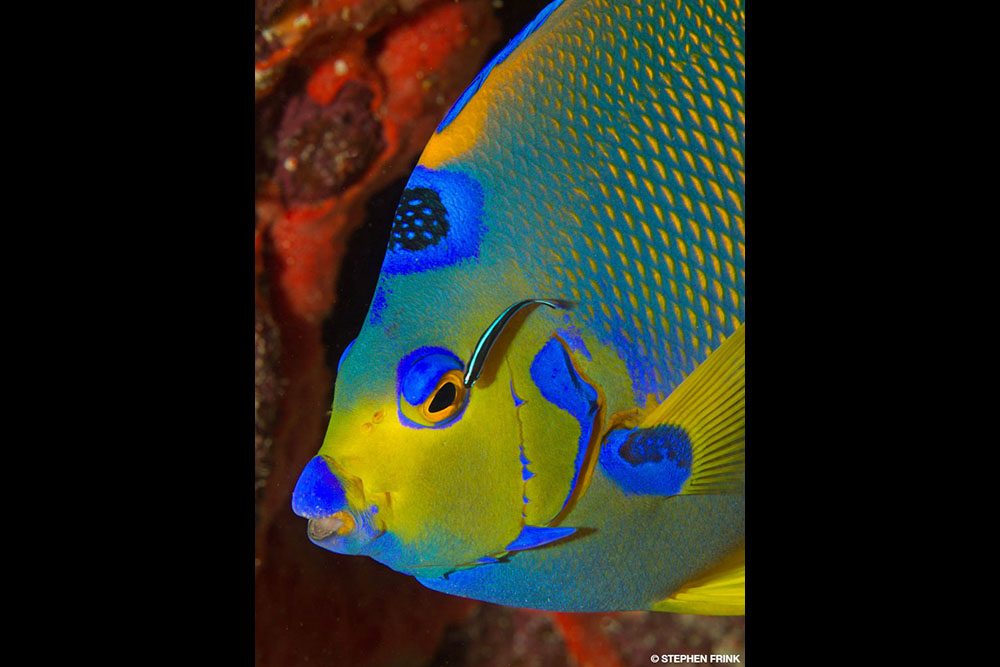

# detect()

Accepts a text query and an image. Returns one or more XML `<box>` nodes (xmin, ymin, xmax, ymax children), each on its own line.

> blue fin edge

<box><xmin>504</xmin><ymin>524</ymin><xmax>576</xmax><ymax>552</ymax></box>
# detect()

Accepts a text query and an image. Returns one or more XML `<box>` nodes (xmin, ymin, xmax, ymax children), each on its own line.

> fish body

<box><xmin>293</xmin><ymin>0</ymin><xmax>745</xmax><ymax>613</ymax></box>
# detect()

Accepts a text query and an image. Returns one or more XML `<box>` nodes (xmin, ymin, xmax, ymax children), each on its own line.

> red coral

<box><xmin>255</xmin><ymin>3</ymin><xmax>500</xmax><ymax>666</ymax></box>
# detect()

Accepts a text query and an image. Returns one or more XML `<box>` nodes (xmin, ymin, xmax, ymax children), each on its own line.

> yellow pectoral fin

<box><xmin>597</xmin><ymin>324</ymin><xmax>744</xmax><ymax>498</ymax></box>
<box><xmin>651</xmin><ymin>545</ymin><xmax>745</xmax><ymax>615</ymax></box>
<box><xmin>642</xmin><ymin>323</ymin><xmax>745</xmax><ymax>496</ymax></box>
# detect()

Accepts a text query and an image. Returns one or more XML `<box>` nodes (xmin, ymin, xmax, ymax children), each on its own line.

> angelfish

<box><xmin>292</xmin><ymin>0</ymin><xmax>745</xmax><ymax>613</ymax></box>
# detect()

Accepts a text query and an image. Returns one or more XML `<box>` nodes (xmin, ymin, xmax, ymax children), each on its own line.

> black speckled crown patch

<box><xmin>391</xmin><ymin>187</ymin><xmax>450</xmax><ymax>251</ymax></box>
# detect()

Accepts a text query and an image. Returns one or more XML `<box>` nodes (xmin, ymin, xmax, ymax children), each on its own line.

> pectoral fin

<box><xmin>598</xmin><ymin>324</ymin><xmax>744</xmax><ymax>496</ymax></box>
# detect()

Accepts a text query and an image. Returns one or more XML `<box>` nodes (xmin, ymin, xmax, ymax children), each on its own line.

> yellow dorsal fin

<box><xmin>651</xmin><ymin>544</ymin><xmax>745</xmax><ymax>615</ymax></box>
<box><xmin>642</xmin><ymin>323</ymin><xmax>744</xmax><ymax>495</ymax></box>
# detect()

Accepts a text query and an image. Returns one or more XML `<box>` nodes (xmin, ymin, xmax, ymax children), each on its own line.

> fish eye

<box><xmin>396</xmin><ymin>347</ymin><xmax>468</xmax><ymax>429</ymax></box>
<box><xmin>420</xmin><ymin>370</ymin><xmax>466</xmax><ymax>423</ymax></box>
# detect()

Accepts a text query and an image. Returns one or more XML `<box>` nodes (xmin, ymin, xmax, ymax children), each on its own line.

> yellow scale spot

<box><xmin>634</xmin><ymin>152</ymin><xmax>649</xmax><ymax>173</ymax></box>
<box><xmin>621</xmin><ymin>210</ymin><xmax>636</xmax><ymax>233</ymax></box>
<box><xmin>611</xmin><ymin>283</ymin><xmax>623</xmax><ymax>303</ymax></box>
<box><xmin>690</xmin><ymin>174</ymin><xmax>706</xmax><ymax>198</ymax></box>
<box><xmin>725</xmin><ymin>261</ymin><xmax>737</xmax><ymax>283</ymax></box>
<box><xmin>712</xmin><ymin>278</ymin><xmax>725</xmax><ymax>302</ymax></box>
<box><xmin>640</xmin><ymin>219</ymin><xmax>654</xmax><ymax>241</ymax></box>
<box><xmin>672</xmin><ymin>168</ymin><xmax>685</xmax><ymax>189</ymax></box>
<box><xmin>630</xmin><ymin>193</ymin><xmax>646</xmax><ymax>217</ymax></box>
<box><xmin>703</xmin><ymin>225</ymin><xmax>718</xmax><ymax>248</ymax></box>
<box><xmin>691</xmin><ymin>129</ymin><xmax>708</xmax><ymax>152</ymax></box>
<box><xmin>699</xmin><ymin>294</ymin><xmax>711</xmax><ymax>317</ymax></box>
<box><xmin>681</xmin><ymin>262</ymin><xmax>691</xmax><ymax>281</ymax></box>
<box><xmin>589</xmin><ymin>278</ymin><xmax>604</xmax><ymax>297</ymax></box>
<box><xmin>588</xmin><ymin>257</ymin><xmax>599</xmax><ymax>274</ymax></box>
<box><xmin>659</xmin><ymin>184</ymin><xmax>676</xmax><ymax>207</ymax></box>
<box><xmin>672</xmin><ymin>301</ymin><xmax>683</xmax><ymax>322</ymax></box>
<box><xmin>664</xmin><ymin>145</ymin><xmax>679</xmax><ymax>164</ymax></box>
<box><xmin>623</xmin><ymin>271</ymin><xmax>635</xmax><ymax>289</ymax></box>
<box><xmin>682</xmin><ymin>149</ymin><xmax>697</xmax><ymax>171</ymax></box>
<box><xmin>570</xmin><ymin>246</ymin><xmax>582</xmax><ymax>264</ymax></box>
<box><xmin>635</xmin><ymin>258</ymin><xmax>648</xmax><ymax>279</ymax></box>
<box><xmin>628</xmin><ymin>292</ymin><xmax>639</xmax><ymax>310</ymax></box>
<box><xmin>679</xmin><ymin>193</ymin><xmax>693</xmax><ymax>214</ymax></box>
<box><xmin>645</xmin><ymin>305</ymin><xmax>656</xmax><ymax>325</ymax></box>
<box><xmin>601</xmin><ymin>303</ymin><xmax>612</xmax><ymax>319</ymax></box>
<box><xmin>708</xmin><ymin>178</ymin><xmax>723</xmax><ymax>200</ymax></box>
<box><xmin>711</xmin><ymin>255</ymin><xmax>722</xmax><ymax>277</ymax></box>
<box><xmin>613</xmin><ymin>184</ymin><xmax>629</xmax><ymax>207</ymax></box>
<box><xmin>650</xmin><ymin>201</ymin><xmax>665</xmax><ymax>224</ymax></box>
<box><xmin>719</xmin><ymin>100</ymin><xmax>733</xmax><ymax>122</ymax></box>
<box><xmin>664</xmin><ymin>253</ymin><xmax>676</xmax><ymax>277</ymax></box>
<box><xmin>675</xmin><ymin>127</ymin><xmax>689</xmax><ymax>146</ymax></box>
<box><xmin>726</xmin><ymin>189</ymin><xmax>742</xmax><ymax>213</ymax></box>
<box><xmin>716</xmin><ymin>205</ymin><xmax>731</xmax><ymax>229</ymax></box>
<box><xmin>652</xmin><ymin>266</ymin><xmax>663</xmax><ymax>288</ymax></box>
<box><xmin>693</xmin><ymin>246</ymin><xmax>706</xmax><ymax>269</ymax></box>
<box><xmin>613</xmin><ymin>303</ymin><xmax>626</xmax><ymax>321</ymax></box>
<box><xmin>699</xmin><ymin>200</ymin><xmax>712</xmax><ymax>222</ymax></box>
<box><xmin>597</xmin><ymin>240</ymin><xmax>611</xmax><ymax>259</ymax></box>
<box><xmin>651</xmin><ymin>158</ymin><xmax>667</xmax><ymax>180</ymax></box>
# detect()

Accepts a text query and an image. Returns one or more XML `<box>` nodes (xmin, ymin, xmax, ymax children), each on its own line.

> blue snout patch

<box><xmin>292</xmin><ymin>456</ymin><xmax>347</xmax><ymax>518</ymax></box>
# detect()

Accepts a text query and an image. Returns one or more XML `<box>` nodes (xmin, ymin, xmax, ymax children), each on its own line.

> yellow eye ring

<box><xmin>419</xmin><ymin>370</ymin><xmax>466</xmax><ymax>423</ymax></box>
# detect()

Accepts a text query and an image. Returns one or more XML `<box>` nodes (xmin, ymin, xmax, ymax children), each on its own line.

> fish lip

<box><xmin>307</xmin><ymin>511</ymin><xmax>354</xmax><ymax>540</ymax></box>
<box><xmin>306</xmin><ymin>506</ymin><xmax>384</xmax><ymax>553</ymax></box>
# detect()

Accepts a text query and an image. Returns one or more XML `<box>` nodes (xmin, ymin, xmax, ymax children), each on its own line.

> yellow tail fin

<box><xmin>651</xmin><ymin>545</ymin><xmax>744</xmax><ymax>615</ymax></box>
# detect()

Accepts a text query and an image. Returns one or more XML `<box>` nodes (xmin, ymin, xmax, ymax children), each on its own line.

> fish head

<box><xmin>291</xmin><ymin>162</ymin><xmax>604</xmax><ymax>575</ymax></box>
<box><xmin>292</xmin><ymin>302</ymin><xmax>533</xmax><ymax>576</ymax></box>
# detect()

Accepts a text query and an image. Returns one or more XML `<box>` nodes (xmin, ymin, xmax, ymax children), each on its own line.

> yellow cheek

<box><xmin>371</xmin><ymin>383</ymin><xmax>526</xmax><ymax>565</ymax></box>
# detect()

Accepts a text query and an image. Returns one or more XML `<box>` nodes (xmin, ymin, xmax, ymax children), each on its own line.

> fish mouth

<box><xmin>307</xmin><ymin>510</ymin><xmax>356</xmax><ymax>540</ymax></box>
<box><xmin>306</xmin><ymin>504</ymin><xmax>385</xmax><ymax>555</ymax></box>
